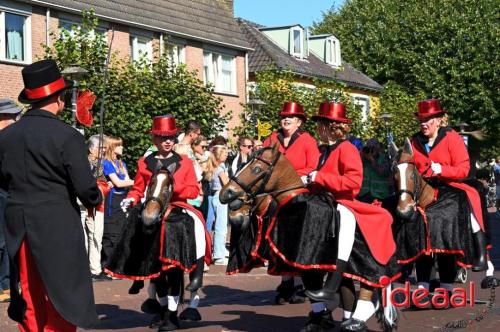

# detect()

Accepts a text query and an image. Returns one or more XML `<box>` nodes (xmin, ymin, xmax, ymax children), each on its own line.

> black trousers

<box><xmin>101</xmin><ymin>192</ymin><xmax>127</xmax><ymax>267</ymax></box>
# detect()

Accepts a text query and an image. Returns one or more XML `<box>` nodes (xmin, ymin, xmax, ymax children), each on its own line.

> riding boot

<box><xmin>185</xmin><ymin>257</ymin><xmax>204</xmax><ymax>292</ymax></box>
<box><xmin>472</xmin><ymin>231</ymin><xmax>488</xmax><ymax>272</ymax></box>
<box><xmin>305</xmin><ymin>260</ymin><xmax>347</xmax><ymax>306</ymax></box>
<box><xmin>158</xmin><ymin>310</ymin><xmax>180</xmax><ymax>331</ymax></box>
<box><xmin>150</xmin><ymin>306</ymin><xmax>168</xmax><ymax>329</ymax></box>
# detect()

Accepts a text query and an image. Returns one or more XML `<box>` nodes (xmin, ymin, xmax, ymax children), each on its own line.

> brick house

<box><xmin>0</xmin><ymin>0</ymin><xmax>251</xmax><ymax>134</ymax></box>
<box><xmin>238</xmin><ymin>19</ymin><xmax>384</xmax><ymax>123</ymax></box>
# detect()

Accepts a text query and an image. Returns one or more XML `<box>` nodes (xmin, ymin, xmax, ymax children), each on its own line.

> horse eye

<box><xmin>252</xmin><ymin>166</ymin><xmax>262</xmax><ymax>174</ymax></box>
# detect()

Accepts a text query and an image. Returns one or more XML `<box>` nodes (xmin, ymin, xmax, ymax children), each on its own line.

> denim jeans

<box><xmin>206</xmin><ymin>195</ymin><xmax>215</xmax><ymax>232</ymax></box>
<box><xmin>0</xmin><ymin>191</ymin><xmax>9</xmax><ymax>291</ymax></box>
<box><xmin>211</xmin><ymin>191</ymin><xmax>228</xmax><ymax>260</ymax></box>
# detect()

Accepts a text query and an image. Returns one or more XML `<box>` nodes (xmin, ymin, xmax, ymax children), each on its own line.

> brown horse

<box><xmin>141</xmin><ymin>161</ymin><xmax>175</xmax><ymax>228</ymax></box>
<box><xmin>393</xmin><ymin>138</ymin><xmax>435</xmax><ymax>220</ymax></box>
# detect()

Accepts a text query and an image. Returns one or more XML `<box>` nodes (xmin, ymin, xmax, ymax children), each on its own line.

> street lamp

<box><xmin>379</xmin><ymin>113</ymin><xmax>394</xmax><ymax>158</ymax></box>
<box><xmin>456</xmin><ymin>122</ymin><xmax>469</xmax><ymax>147</ymax></box>
<box><xmin>247</xmin><ymin>98</ymin><xmax>265</xmax><ymax>138</ymax></box>
<box><xmin>62</xmin><ymin>64</ymin><xmax>88</xmax><ymax>128</ymax></box>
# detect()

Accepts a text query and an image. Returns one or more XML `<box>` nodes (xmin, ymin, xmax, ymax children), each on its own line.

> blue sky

<box><xmin>234</xmin><ymin>0</ymin><xmax>344</xmax><ymax>28</ymax></box>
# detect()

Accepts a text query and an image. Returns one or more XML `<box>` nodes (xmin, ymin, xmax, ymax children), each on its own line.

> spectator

<box><xmin>101</xmin><ymin>136</ymin><xmax>134</xmax><ymax>267</ymax></box>
<box><xmin>228</xmin><ymin>136</ymin><xmax>253</xmax><ymax>177</ymax></box>
<box><xmin>85</xmin><ymin>135</ymin><xmax>111</xmax><ymax>281</ymax></box>
<box><xmin>357</xmin><ymin>138</ymin><xmax>391</xmax><ymax>203</ymax></box>
<box><xmin>0</xmin><ymin>99</ymin><xmax>22</xmax><ymax>303</ymax></box>
<box><xmin>494</xmin><ymin>157</ymin><xmax>500</xmax><ymax>211</ymax></box>
<box><xmin>175</xmin><ymin>121</ymin><xmax>201</xmax><ymax>159</ymax></box>
<box><xmin>205</xmin><ymin>145</ymin><xmax>230</xmax><ymax>265</ymax></box>
<box><xmin>191</xmin><ymin>136</ymin><xmax>210</xmax><ymax>216</ymax></box>
<box><xmin>209</xmin><ymin>135</ymin><xmax>227</xmax><ymax>151</ymax></box>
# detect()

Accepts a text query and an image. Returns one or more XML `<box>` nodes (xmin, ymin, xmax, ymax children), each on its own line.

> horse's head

<box><xmin>393</xmin><ymin>138</ymin><xmax>420</xmax><ymax>221</ymax></box>
<box><xmin>227</xmin><ymin>195</ymin><xmax>273</xmax><ymax>230</ymax></box>
<box><xmin>142</xmin><ymin>161</ymin><xmax>175</xmax><ymax>227</ymax></box>
<box><xmin>220</xmin><ymin>142</ymin><xmax>301</xmax><ymax>218</ymax></box>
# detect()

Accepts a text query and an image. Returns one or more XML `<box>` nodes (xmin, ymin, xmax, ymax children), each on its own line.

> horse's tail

<box><xmin>375</xmin><ymin>283</ymin><xmax>398</xmax><ymax>332</ymax></box>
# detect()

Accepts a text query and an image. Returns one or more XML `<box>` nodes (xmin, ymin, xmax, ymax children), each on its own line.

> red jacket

<box><xmin>127</xmin><ymin>152</ymin><xmax>212</xmax><ymax>263</ymax></box>
<box><xmin>263</xmin><ymin>130</ymin><xmax>320</xmax><ymax>176</ymax></box>
<box><xmin>127</xmin><ymin>152</ymin><xmax>199</xmax><ymax>205</ymax></box>
<box><xmin>411</xmin><ymin>128</ymin><xmax>484</xmax><ymax>230</ymax></box>
<box><xmin>310</xmin><ymin>140</ymin><xmax>396</xmax><ymax>265</ymax></box>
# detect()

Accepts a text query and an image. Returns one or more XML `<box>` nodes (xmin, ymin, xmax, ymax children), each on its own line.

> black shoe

<box><xmin>141</xmin><ymin>298</ymin><xmax>162</xmax><ymax>314</ymax></box>
<box><xmin>92</xmin><ymin>274</ymin><xmax>104</xmax><ymax>282</ymax></box>
<box><xmin>305</xmin><ymin>260</ymin><xmax>347</xmax><ymax>309</ymax></box>
<box><xmin>186</xmin><ymin>257</ymin><xmax>204</xmax><ymax>292</ymax></box>
<box><xmin>158</xmin><ymin>310</ymin><xmax>180</xmax><ymax>331</ymax></box>
<box><xmin>129</xmin><ymin>280</ymin><xmax>144</xmax><ymax>294</ymax></box>
<box><xmin>179</xmin><ymin>307</ymin><xmax>202</xmax><ymax>321</ymax></box>
<box><xmin>275</xmin><ymin>279</ymin><xmax>295</xmax><ymax>304</ymax></box>
<box><xmin>298</xmin><ymin>310</ymin><xmax>335</xmax><ymax>332</ymax></box>
<box><xmin>289</xmin><ymin>286</ymin><xmax>306</xmax><ymax>304</ymax></box>
<box><xmin>99</xmin><ymin>272</ymin><xmax>113</xmax><ymax>281</ymax></box>
<box><xmin>149</xmin><ymin>306</ymin><xmax>167</xmax><ymax>329</ymax></box>
<box><xmin>341</xmin><ymin>318</ymin><xmax>367</xmax><ymax>331</ymax></box>
<box><xmin>481</xmin><ymin>276</ymin><xmax>499</xmax><ymax>289</ymax></box>
<box><xmin>472</xmin><ymin>231</ymin><xmax>488</xmax><ymax>271</ymax></box>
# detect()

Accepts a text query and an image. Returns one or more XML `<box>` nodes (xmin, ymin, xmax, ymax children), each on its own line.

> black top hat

<box><xmin>18</xmin><ymin>59</ymin><xmax>73</xmax><ymax>104</ymax></box>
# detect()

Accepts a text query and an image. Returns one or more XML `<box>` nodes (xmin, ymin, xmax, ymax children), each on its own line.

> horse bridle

<box><xmin>396</xmin><ymin>161</ymin><xmax>430</xmax><ymax>206</ymax></box>
<box><xmin>143</xmin><ymin>170</ymin><xmax>173</xmax><ymax>218</ymax></box>
<box><xmin>230</xmin><ymin>148</ymin><xmax>281</xmax><ymax>201</ymax></box>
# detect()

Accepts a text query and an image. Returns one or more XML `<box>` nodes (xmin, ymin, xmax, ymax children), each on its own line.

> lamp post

<box><xmin>457</xmin><ymin>122</ymin><xmax>469</xmax><ymax>147</ymax></box>
<box><xmin>379</xmin><ymin>113</ymin><xmax>394</xmax><ymax>158</ymax></box>
<box><xmin>247</xmin><ymin>98</ymin><xmax>265</xmax><ymax>138</ymax></box>
<box><xmin>61</xmin><ymin>64</ymin><xmax>88</xmax><ymax>129</ymax></box>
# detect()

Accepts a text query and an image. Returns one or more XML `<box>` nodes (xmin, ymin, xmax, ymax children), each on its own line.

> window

<box><xmin>59</xmin><ymin>19</ymin><xmax>106</xmax><ymax>40</ymax></box>
<box><xmin>165</xmin><ymin>43</ymin><xmax>185</xmax><ymax>66</ymax></box>
<box><xmin>352</xmin><ymin>95</ymin><xmax>370</xmax><ymax>122</ymax></box>
<box><xmin>130</xmin><ymin>35</ymin><xmax>152</xmax><ymax>63</ymax></box>
<box><xmin>325</xmin><ymin>36</ymin><xmax>341</xmax><ymax>67</ymax></box>
<box><xmin>203</xmin><ymin>51</ymin><xmax>236</xmax><ymax>94</ymax></box>
<box><xmin>0</xmin><ymin>10</ymin><xmax>30</xmax><ymax>63</ymax></box>
<box><xmin>290</xmin><ymin>27</ymin><xmax>303</xmax><ymax>57</ymax></box>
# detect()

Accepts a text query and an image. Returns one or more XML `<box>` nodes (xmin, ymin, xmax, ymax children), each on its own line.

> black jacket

<box><xmin>0</xmin><ymin>109</ymin><xmax>101</xmax><ymax>327</ymax></box>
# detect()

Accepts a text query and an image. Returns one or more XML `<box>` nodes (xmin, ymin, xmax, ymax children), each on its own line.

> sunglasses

<box><xmin>155</xmin><ymin>135</ymin><xmax>176</xmax><ymax>142</ymax></box>
<box><xmin>241</xmin><ymin>144</ymin><xmax>254</xmax><ymax>148</ymax></box>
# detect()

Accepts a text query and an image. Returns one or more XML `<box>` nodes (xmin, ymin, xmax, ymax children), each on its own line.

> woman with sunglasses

<box><xmin>263</xmin><ymin>102</ymin><xmax>320</xmax><ymax>305</ymax></box>
<box><xmin>116</xmin><ymin>115</ymin><xmax>210</xmax><ymax>331</ymax></box>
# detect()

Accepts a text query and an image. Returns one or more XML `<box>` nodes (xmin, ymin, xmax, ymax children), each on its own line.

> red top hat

<box><xmin>151</xmin><ymin>115</ymin><xmax>178</xmax><ymax>136</ymax></box>
<box><xmin>279</xmin><ymin>102</ymin><xmax>307</xmax><ymax>121</ymax></box>
<box><xmin>414</xmin><ymin>99</ymin><xmax>446</xmax><ymax>120</ymax></box>
<box><xmin>18</xmin><ymin>59</ymin><xmax>73</xmax><ymax>104</ymax></box>
<box><xmin>312</xmin><ymin>102</ymin><xmax>351</xmax><ymax>124</ymax></box>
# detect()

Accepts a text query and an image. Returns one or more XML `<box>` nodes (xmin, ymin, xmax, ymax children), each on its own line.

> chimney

<box><xmin>222</xmin><ymin>0</ymin><xmax>234</xmax><ymax>14</ymax></box>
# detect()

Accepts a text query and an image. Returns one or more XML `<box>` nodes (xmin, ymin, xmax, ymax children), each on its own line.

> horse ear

<box><xmin>270</xmin><ymin>141</ymin><xmax>279</xmax><ymax>154</ymax></box>
<box><xmin>155</xmin><ymin>160</ymin><xmax>163</xmax><ymax>172</ymax></box>
<box><xmin>166</xmin><ymin>163</ymin><xmax>176</xmax><ymax>175</ymax></box>
<box><xmin>402</xmin><ymin>138</ymin><xmax>413</xmax><ymax>156</ymax></box>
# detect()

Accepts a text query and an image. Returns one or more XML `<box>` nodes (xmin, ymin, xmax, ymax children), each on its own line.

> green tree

<box><xmin>314</xmin><ymin>0</ymin><xmax>499</xmax><ymax>155</ymax></box>
<box><xmin>235</xmin><ymin>68</ymin><xmax>365</xmax><ymax>142</ymax></box>
<box><xmin>43</xmin><ymin>11</ymin><xmax>228</xmax><ymax>173</ymax></box>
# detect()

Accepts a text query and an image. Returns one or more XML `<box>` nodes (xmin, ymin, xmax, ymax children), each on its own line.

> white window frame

<box><xmin>351</xmin><ymin>94</ymin><xmax>371</xmax><ymax>122</ymax></box>
<box><xmin>59</xmin><ymin>19</ymin><xmax>107</xmax><ymax>41</ymax></box>
<box><xmin>290</xmin><ymin>26</ymin><xmax>303</xmax><ymax>58</ymax></box>
<box><xmin>326</xmin><ymin>36</ymin><xmax>341</xmax><ymax>67</ymax></box>
<box><xmin>203</xmin><ymin>51</ymin><xmax>237</xmax><ymax>95</ymax></box>
<box><xmin>130</xmin><ymin>34</ymin><xmax>153</xmax><ymax>63</ymax></box>
<box><xmin>165</xmin><ymin>43</ymin><xmax>185</xmax><ymax>66</ymax></box>
<box><xmin>0</xmin><ymin>6</ymin><xmax>32</xmax><ymax>64</ymax></box>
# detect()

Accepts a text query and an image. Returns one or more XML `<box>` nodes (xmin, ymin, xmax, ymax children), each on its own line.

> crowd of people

<box><xmin>0</xmin><ymin>59</ymin><xmax>498</xmax><ymax>332</ymax></box>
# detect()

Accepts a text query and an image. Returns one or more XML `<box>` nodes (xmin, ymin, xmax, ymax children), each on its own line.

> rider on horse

<box><xmin>107</xmin><ymin>115</ymin><xmax>211</xmax><ymax>331</ymax></box>
<box><xmin>263</xmin><ymin>101</ymin><xmax>320</xmax><ymax>304</ymax></box>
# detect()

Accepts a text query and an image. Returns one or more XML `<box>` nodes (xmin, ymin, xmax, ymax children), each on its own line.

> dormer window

<box><xmin>326</xmin><ymin>36</ymin><xmax>341</xmax><ymax>67</ymax></box>
<box><xmin>291</xmin><ymin>27</ymin><xmax>303</xmax><ymax>58</ymax></box>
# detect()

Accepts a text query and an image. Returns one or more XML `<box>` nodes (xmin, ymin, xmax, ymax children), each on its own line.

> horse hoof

<box><xmin>481</xmin><ymin>276</ymin><xmax>499</xmax><ymax>289</ymax></box>
<box><xmin>141</xmin><ymin>298</ymin><xmax>162</xmax><ymax>314</ymax></box>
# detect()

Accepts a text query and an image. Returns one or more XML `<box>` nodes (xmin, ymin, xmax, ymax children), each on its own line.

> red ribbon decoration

<box><xmin>23</xmin><ymin>77</ymin><xmax>66</xmax><ymax>99</ymax></box>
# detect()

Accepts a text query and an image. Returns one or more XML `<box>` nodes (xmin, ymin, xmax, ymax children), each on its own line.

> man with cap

<box><xmin>0</xmin><ymin>59</ymin><xmax>102</xmax><ymax>331</ymax></box>
<box><xmin>0</xmin><ymin>99</ymin><xmax>22</xmax><ymax>303</ymax></box>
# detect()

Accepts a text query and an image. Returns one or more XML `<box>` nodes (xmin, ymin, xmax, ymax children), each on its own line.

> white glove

<box><xmin>300</xmin><ymin>175</ymin><xmax>309</xmax><ymax>185</ymax></box>
<box><xmin>120</xmin><ymin>198</ymin><xmax>135</xmax><ymax>212</ymax></box>
<box><xmin>430</xmin><ymin>161</ymin><xmax>442</xmax><ymax>175</ymax></box>
<box><xmin>308</xmin><ymin>171</ymin><xmax>318</xmax><ymax>183</ymax></box>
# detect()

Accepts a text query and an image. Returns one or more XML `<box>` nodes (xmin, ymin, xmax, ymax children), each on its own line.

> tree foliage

<box><xmin>43</xmin><ymin>11</ymin><xmax>228</xmax><ymax>173</ymax></box>
<box><xmin>313</xmin><ymin>0</ymin><xmax>499</xmax><ymax>156</ymax></box>
<box><xmin>235</xmin><ymin>68</ymin><xmax>366</xmax><ymax>142</ymax></box>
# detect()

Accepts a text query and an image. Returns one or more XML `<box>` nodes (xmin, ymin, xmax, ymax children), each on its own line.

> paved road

<box><xmin>1</xmin><ymin>210</ymin><xmax>499</xmax><ymax>332</ymax></box>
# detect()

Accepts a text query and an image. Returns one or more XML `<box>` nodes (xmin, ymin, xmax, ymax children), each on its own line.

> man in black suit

<box><xmin>0</xmin><ymin>60</ymin><xmax>101</xmax><ymax>331</ymax></box>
